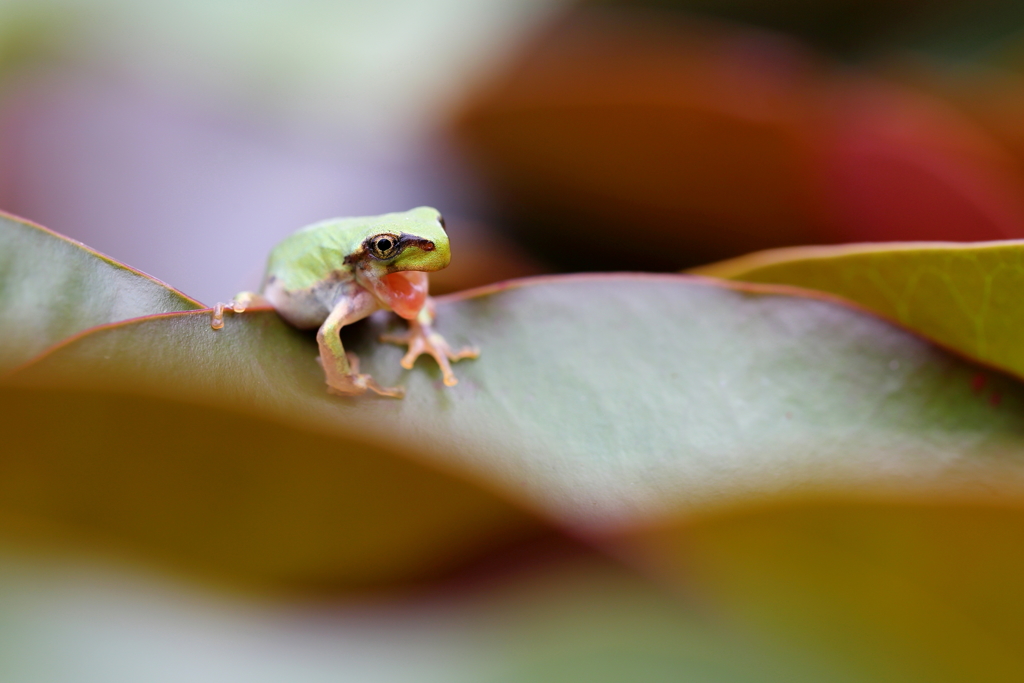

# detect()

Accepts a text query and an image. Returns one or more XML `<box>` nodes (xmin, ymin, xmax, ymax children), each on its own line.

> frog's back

<box><xmin>263</xmin><ymin>218</ymin><xmax>365</xmax><ymax>292</ymax></box>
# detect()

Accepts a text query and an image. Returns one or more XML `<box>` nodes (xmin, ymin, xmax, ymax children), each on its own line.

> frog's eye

<box><xmin>369</xmin><ymin>233</ymin><xmax>401</xmax><ymax>259</ymax></box>
<box><xmin>438</xmin><ymin>214</ymin><xmax>446</xmax><ymax>230</ymax></box>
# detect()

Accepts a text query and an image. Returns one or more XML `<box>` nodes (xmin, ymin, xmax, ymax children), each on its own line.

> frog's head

<box><xmin>351</xmin><ymin>207</ymin><xmax>450</xmax><ymax>319</ymax></box>
<box><xmin>351</xmin><ymin>206</ymin><xmax>450</xmax><ymax>274</ymax></box>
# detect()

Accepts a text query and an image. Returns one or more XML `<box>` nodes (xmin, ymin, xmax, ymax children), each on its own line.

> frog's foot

<box><xmin>380</xmin><ymin>320</ymin><xmax>479</xmax><ymax>387</ymax></box>
<box><xmin>320</xmin><ymin>352</ymin><xmax>405</xmax><ymax>399</ymax></box>
<box><xmin>210</xmin><ymin>292</ymin><xmax>267</xmax><ymax>330</ymax></box>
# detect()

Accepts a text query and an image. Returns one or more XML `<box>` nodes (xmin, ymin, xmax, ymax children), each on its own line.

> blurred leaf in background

<box><xmin>453</xmin><ymin>11</ymin><xmax>830</xmax><ymax>270</ymax></box>
<box><xmin>694</xmin><ymin>239</ymin><xmax>1024</xmax><ymax>382</ymax></box>
<box><xmin>590</xmin><ymin>0</ymin><xmax>1024</xmax><ymax>59</ymax></box>
<box><xmin>0</xmin><ymin>547</ymin><xmax>842</xmax><ymax>683</ymax></box>
<box><xmin>452</xmin><ymin>1</ymin><xmax>1024</xmax><ymax>272</ymax></box>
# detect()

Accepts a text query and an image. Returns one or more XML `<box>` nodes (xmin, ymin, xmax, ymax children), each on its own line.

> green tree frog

<box><xmin>211</xmin><ymin>207</ymin><xmax>478</xmax><ymax>398</ymax></box>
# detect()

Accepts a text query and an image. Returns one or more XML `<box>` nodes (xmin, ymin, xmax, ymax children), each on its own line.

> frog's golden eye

<box><xmin>369</xmin><ymin>233</ymin><xmax>400</xmax><ymax>259</ymax></box>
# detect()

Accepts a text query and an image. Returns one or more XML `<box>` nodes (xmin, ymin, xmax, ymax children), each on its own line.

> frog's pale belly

<box><xmin>263</xmin><ymin>275</ymin><xmax>377</xmax><ymax>329</ymax></box>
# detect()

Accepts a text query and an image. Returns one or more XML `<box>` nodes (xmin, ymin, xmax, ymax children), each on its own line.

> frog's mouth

<box><xmin>380</xmin><ymin>270</ymin><xmax>428</xmax><ymax>320</ymax></box>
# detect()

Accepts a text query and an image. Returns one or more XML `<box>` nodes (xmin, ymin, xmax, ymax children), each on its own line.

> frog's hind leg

<box><xmin>318</xmin><ymin>291</ymin><xmax>404</xmax><ymax>398</ymax></box>
<box><xmin>380</xmin><ymin>299</ymin><xmax>479</xmax><ymax>387</ymax></box>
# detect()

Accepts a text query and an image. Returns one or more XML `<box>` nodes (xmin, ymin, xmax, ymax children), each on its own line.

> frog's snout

<box><xmin>394</xmin><ymin>235</ymin><xmax>448</xmax><ymax>271</ymax></box>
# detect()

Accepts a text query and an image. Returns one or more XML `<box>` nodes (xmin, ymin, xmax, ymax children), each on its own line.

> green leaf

<box><xmin>692</xmin><ymin>241</ymin><xmax>1024</xmax><ymax>382</ymax></box>
<box><xmin>0</xmin><ymin>381</ymin><xmax>543</xmax><ymax>589</ymax></box>
<box><xmin>6</xmin><ymin>275</ymin><xmax>1024</xmax><ymax>579</ymax></box>
<box><xmin>622</xmin><ymin>498</ymin><xmax>1024</xmax><ymax>682</ymax></box>
<box><xmin>0</xmin><ymin>549</ymin><xmax>837</xmax><ymax>683</ymax></box>
<box><xmin>0</xmin><ymin>211</ymin><xmax>202</xmax><ymax>372</ymax></box>
<box><xmin>7</xmin><ymin>219</ymin><xmax>1024</xmax><ymax>677</ymax></box>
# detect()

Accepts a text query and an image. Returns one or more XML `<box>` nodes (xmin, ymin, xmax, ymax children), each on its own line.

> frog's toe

<box><xmin>362</xmin><ymin>377</ymin><xmax>406</xmax><ymax>399</ymax></box>
<box><xmin>380</xmin><ymin>326</ymin><xmax>478</xmax><ymax>387</ymax></box>
<box><xmin>210</xmin><ymin>292</ymin><xmax>269</xmax><ymax>330</ymax></box>
<box><xmin>320</xmin><ymin>352</ymin><xmax>403</xmax><ymax>398</ymax></box>
<box><xmin>210</xmin><ymin>302</ymin><xmax>229</xmax><ymax>330</ymax></box>
<box><xmin>446</xmin><ymin>343</ymin><xmax>480</xmax><ymax>362</ymax></box>
<box><xmin>324</xmin><ymin>373</ymin><xmax>404</xmax><ymax>399</ymax></box>
<box><xmin>421</xmin><ymin>334</ymin><xmax>476</xmax><ymax>386</ymax></box>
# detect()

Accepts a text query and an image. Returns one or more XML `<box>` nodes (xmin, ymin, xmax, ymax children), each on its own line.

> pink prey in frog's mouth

<box><xmin>378</xmin><ymin>270</ymin><xmax>429</xmax><ymax>319</ymax></box>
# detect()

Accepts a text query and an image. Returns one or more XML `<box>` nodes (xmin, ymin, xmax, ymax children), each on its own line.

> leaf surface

<box><xmin>0</xmin><ymin>211</ymin><xmax>202</xmax><ymax>372</ymax></box>
<box><xmin>693</xmin><ymin>241</ymin><xmax>1024</xmax><ymax>381</ymax></box>
<box><xmin>7</xmin><ymin>275</ymin><xmax>1024</xmax><ymax>553</ymax></box>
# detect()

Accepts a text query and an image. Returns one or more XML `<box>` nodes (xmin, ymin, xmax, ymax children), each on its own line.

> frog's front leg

<box><xmin>380</xmin><ymin>299</ymin><xmax>479</xmax><ymax>387</ymax></box>
<box><xmin>318</xmin><ymin>292</ymin><xmax>404</xmax><ymax>398</ymax></box>
<box><xmin>210</xmin><ymin>291</ymin><xmax>269</xmax><ymax>330</ymax></box>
